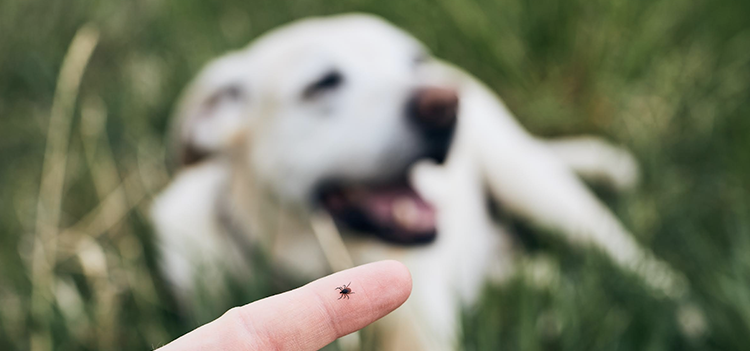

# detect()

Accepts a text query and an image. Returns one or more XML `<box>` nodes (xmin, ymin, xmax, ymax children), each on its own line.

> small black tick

<box><xmin>336</xmin><ymin>282</ymin><xmax>354</xmax><ymax>300</ymax></box>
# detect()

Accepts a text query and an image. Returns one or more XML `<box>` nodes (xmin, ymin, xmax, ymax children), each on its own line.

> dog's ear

<box><xmin>170</xmin><ymin>52</ymin><xmax>250</xmax><ymax>167</ymax></box>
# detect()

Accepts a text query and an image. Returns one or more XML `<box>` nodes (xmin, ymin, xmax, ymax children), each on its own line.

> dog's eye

<box><xmin>412</xmin><ymin>48</ymin><xmax>433</xmax><ymax>68</ymax></box>
<box><xmin>413</xmin><ymin>52</ymin><xmax>430</xmax><ymax>66</ymax></box>
<box><xmin>303</xmin><ymin>70</ymin><xmax>343</xmax><ymax>99</ymax></box>
<box><xmin>205</xmin><ymin>84</ymin><xmax>244</xmax><ymax>109</ymax></box>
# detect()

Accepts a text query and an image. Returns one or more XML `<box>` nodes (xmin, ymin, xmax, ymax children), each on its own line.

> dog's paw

<box><xmin>409</xmin><ymin>160</ymin><xmax>449</xmax><ymax>205</ymax></box>
<box><xmin>605</xmin><ymin>145</ymin><xmax>641</xmax><ymax>192</ymax></box>
<box><xmin>545</xmin><ymin>136</ymin><xmax>641</xmax><ymax>192</ymax></box>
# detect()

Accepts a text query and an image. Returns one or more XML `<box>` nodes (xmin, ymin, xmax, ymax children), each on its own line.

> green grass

<box><xmin>1</xmin><ymin>0</ymin><xmax>749</xmax><ymax>350</ymax></box>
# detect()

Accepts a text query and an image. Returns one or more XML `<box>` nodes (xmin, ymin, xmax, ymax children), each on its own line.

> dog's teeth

<box><xmin>393</xmin><ymin>197</ymin><xmax>421</xmax><ymax>229</ymax></box>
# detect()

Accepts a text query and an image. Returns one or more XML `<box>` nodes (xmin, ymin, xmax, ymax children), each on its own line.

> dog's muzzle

<box><xmin>316</xmin><ymin>87</ymin><xmax>459</xmax><ymax>246</ymax></box>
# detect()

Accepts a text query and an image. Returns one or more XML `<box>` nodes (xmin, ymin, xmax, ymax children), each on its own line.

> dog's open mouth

<box><xmin>317</xmin><ymin>180</ymin><xmax>437</xmax><ymax>245</ymax></box>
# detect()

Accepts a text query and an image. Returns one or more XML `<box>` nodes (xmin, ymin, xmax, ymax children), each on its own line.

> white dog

<box><xmin>151</xmin><ymin>14</ymin><xmax>685</xmax><ymax>350</ymax></box>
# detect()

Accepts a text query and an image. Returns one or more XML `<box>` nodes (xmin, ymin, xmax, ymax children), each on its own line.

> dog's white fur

<box><xmin>151</xmin><ymin>14</ymin><xmax>684</xmax><ymax>350</ymax></box>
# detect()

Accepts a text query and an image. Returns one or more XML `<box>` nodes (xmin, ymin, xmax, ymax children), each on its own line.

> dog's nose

<box><xmin>409</xmin><ymin>87</ymin><xmax>458</xmax><ymax>131</ymax></box>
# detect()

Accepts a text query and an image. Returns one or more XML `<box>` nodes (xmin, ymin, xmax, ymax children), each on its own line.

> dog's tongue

<box><xmin>322</xmin><ymin>184</ymin><xmax>437</xmax><ymax>242</ymax></box>
<box><xmin>358</xmin><ymin>187</ymin><xmax>436</xmax><ymax>234</ymax></box>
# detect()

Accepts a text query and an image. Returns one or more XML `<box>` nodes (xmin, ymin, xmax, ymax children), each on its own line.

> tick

<box><xmin>336</xmin><ymin>282</ymin><xmax>354</xmax><ymax>300</ymax></box>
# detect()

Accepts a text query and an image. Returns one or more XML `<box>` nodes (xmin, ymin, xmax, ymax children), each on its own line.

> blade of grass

<box><xmin>28</xmin><ymin>24</ymin><xmax>99</xmax><ymax>351</ymax></box>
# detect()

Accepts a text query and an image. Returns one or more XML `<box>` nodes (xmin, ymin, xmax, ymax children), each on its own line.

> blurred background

<box><xmin>1</xmin><ymin>0</ymin><xmax>749</xmax><ymax>350</ymax></box>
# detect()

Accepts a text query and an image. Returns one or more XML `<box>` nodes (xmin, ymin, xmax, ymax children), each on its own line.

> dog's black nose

<box><xmin>408</xmin><ymin>87</ymin><xmax>459</xmax><ymax>131</ymax></box>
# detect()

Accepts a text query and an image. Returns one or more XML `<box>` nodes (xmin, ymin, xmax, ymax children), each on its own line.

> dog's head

<box><xmin>172</xmin><ymin>14</ymin><xmax>458</xmax><ymax>245</ymax></box>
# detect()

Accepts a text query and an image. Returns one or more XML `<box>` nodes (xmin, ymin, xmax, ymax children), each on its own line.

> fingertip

<box><xmin>349</xmin><ymin>260</ymin><xmax>412</xmax><ymax>310</ymax></box>
<box><xmin>378</xmin><ymin>260</ymin><xmax>413</xmax><ymax>301</ymax></box>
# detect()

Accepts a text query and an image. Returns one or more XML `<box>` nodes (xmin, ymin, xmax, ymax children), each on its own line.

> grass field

<box><xmin>1</xmin><ymin>0</ymin><xmax>749</xmax><ymax>350</ymax></box>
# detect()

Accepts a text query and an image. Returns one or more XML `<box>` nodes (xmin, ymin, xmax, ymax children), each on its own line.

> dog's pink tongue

<box><xmin>361</xmin><ymin>188</ymin><xmax>436</xmax><ymax>233</ymax></box>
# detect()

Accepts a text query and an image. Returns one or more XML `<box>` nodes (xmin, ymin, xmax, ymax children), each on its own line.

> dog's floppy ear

<box><xmin>170</xmin><ymin>52</ymin><xmax>251</xmax><ymax>167</ymax></box>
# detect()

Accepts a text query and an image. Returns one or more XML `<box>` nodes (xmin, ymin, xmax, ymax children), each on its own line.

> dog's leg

<box><xmin>407</xmin><ymin>144</ymin><xmax>517</xmax><ymax>351</ymax></box>
<box><xmin>459</xmin><ymin>80</ymin><xmax>686</xmax><ymax>299</ymax></box>
<box><xmin>543</xmin><ymin>136</ymin><xmax>640</xmax><ymax>192</ymax></box>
